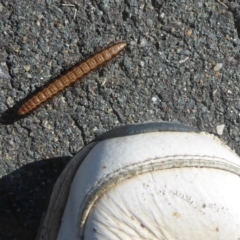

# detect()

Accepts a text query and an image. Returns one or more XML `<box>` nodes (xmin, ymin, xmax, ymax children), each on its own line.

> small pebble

<box><xmin>216</xmin><ymin>124</ymin><xmax>225</xmax><ymax>135</ymax></box>
<box><xmin>152</xmin><ymin>96</ymin><xmax>158</xmax><ymax>103</ymax></box>
<box><xmin>140</xmin><ymin>61</ymin><xmax>145</xmax><ymax>67</ymax></box>
<box><xmin>179</xmin><ymin>57</ymin><xmax>189</xmax><ymax>64</ymax></box>
<box><xmin>213</xmin><ymin>63</ymin><xmax>223</xmax><ymax>71</ymax></box>
<box><xmin>0</xmin><ymin>3</ymin><xmax>3</xmax><ymax>12</ymax></box>
<box><xmin>24</xmin><ymin>65</ymin><xmax>31</xmax><ymax>72</ymax></box>
<box><xmin>185</xmin><ymin>29</ymin><xmax>192</xmax><ymax>37</ymax></box>
<box><xmin>140</xmin><ymin>38</ymin><xmax>147</xmax><ymax>47</ymax></box>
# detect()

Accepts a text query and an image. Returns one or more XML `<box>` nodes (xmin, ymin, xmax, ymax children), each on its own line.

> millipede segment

<box><xmin>17</xmin><ymin>42</ymin><xmax>126</xmax><ymax>115</ymax></box>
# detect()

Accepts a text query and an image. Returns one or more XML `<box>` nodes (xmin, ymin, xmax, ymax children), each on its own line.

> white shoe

<box><xmin>37</xmin><ymin>122</ymin><xmax>240</xmax><ymax>240</ymax></box>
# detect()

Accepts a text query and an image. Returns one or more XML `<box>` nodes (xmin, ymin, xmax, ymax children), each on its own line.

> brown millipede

<box><xmin>17</xmin><ymin>42</ymin><xmax>127</xmax><ymax>116</ymax></box>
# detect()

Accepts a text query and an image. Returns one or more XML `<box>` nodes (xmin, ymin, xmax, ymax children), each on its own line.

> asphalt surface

<box><xmin>1</xmin><ymin>0</ymin><xmax>240</xmax><ymax>239</ymax></box>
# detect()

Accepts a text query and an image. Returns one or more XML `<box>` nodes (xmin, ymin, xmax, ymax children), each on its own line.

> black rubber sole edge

<box><xmin>93</xmin><ymin>122</ymin><xmax>199</xmax><ymax>142</ymax></box>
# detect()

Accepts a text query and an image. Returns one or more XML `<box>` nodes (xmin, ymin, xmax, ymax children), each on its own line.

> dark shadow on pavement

<box><xmin>0</xmin><ymin>156</ymin><xmax>71</xmax><ymax>240</ymax></box>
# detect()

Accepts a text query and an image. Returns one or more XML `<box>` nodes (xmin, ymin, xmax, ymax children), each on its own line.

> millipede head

<box><xmin>109</xmin><ymin>42</ymin><xmax>127</xmax><ymax>56</ymax></box>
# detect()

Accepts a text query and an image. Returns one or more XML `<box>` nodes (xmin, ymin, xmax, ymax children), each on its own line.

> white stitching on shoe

<box><xmin>79</xmin><ymin>155</ymin><xmax>240</xmax><ymax>235</ymax></box>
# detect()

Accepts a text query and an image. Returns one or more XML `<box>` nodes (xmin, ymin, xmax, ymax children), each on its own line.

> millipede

<box><xmin>17</xmin><ymin>42</ymin><xmax>127</xmax><ymax>116</ymax></box>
